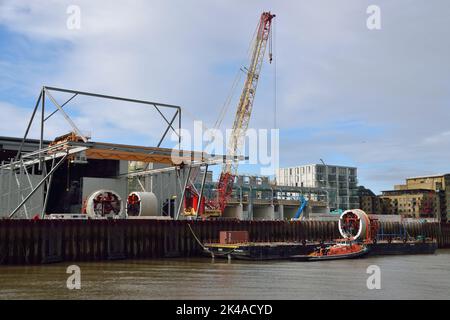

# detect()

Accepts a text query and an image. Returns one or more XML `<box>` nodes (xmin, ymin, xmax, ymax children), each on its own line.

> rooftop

<box><xmin>280</xmin><ymin>164</ymin><xmax>357</xmax><ymax>170</ymax></box>
<box><xmin>381</xmin><ymin>188</ymin><xmax>437</xmax><ymax>195</ymax></box>
<box><xmin>406</xmin><ymin>173</ymin><xmax>450</xmax><ymax>180</ymax></box>
<box><xmin>0</xmin><ymin>135</ymin><xmax>237</xmax><ymax>168</ymax></box>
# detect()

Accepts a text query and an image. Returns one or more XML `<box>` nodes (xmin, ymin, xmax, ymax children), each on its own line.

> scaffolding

<box><xmin>0</xmin><ymin>86</ymin><xmax>183</xmax><ymax>219</ymax></box>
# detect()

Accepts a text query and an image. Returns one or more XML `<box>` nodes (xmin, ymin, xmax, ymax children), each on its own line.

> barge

<box><xmin>204</xmin><ymin>238</ymin><xmax>437</xmax><ymax>260</ymax></box>
<box><xmin>203</xmin><ymin>209</ymin><xmax>438</xmax><ymax>261</ymax></box>
<box><xmin>367</xmin><ymin>239</ymin><xmax>438</xmax><ymax>255</ymax></box>
<box><xmin>204</xmin><ymin>241</ymin><xmax>330</xmax><ymax>260</ymax></box>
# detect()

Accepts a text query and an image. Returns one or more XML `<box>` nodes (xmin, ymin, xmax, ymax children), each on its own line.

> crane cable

<box><xmin>214</xmin><ymin>21</ymin><xmax>259</xmax><ymax>130</ymax></box>
<box><xmin>213</xmin><ymin>70</ymin><xmax>243</xmax><ymax>130</ymax></box>
<box><xmin>181</xmin><ymin>22</ymin><xmax>258</xmax><ymax>135</ymax></box>
<box><xmin>272</xmin><ymin>18</ymin><xmax>277</xmax><ymax>130</ymax></box>
<box><xmin>183</xmin><ymin>19</ymin><xmax>261</xmax><ymax>133</ymax></box>
<box><xmin>186</xmin><ymin>223</ymin><xmax>238</xmax><ymax>258</ymax></box>
<box><xmin>177</xmin><ymin>17</ymin><xmax>274</xmax><ymax>183</ymax></box>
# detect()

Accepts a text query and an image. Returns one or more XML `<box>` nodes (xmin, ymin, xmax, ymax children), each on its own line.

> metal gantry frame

<box><xmin>0</xmin><ymin>86</ymin><xmax>183</xmax><ymax>219</ymax></box>
<box><xmin>16</xmin><ymin>86</ymin><xmax>182</xmax><ymax>157</ymax></box>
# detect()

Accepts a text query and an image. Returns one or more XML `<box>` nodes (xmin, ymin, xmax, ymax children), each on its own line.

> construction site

<box><xmin>0</xmin><ymin>13</ymin><xmax>328</xmax><ymax>223</ymax></box>
<box><xmin>0</xmin><ymin>11</ymin><xmax>449</xmax><ymax>265</ymax></box>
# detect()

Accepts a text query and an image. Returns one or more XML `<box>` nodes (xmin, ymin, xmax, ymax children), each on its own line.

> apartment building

<box><xmin>380</xmin><ymin>189</ymin><xmax>440</xmax><ymax>219</ymax></box>
<box><xmin>358</xmin><ymin>186</ymin><xmax>393</xmax><ymax>215</ymax></box>
<box><xmin>276</xmin><ymin>164</ymin><xmax>359</xmax><ymax>210</ymax></box>
<box><xmin>395</xmin><ymin>174</ymin><xmax>450</xmax><ymax>221</ymax></box>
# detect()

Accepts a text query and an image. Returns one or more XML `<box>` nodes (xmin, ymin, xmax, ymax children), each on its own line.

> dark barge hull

<box><xmin>205</xmin><ymin>242</ymin><xmax>328</xmax><ymax>261</ymax></box>
<box><xmin>367</xmin><ymin>241</ymin><xmax>438</xmax><ymax>256</ymax></box>
<box><xmin>205</xmin><ymin>241</ymin><xmax>437</xmax><ymax>261</ymax></box>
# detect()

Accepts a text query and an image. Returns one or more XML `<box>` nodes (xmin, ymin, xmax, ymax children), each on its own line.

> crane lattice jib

<box><xmin>213</xmin><ymin>12</ymin><xmax>275</xmax><ymax>214</ymax></box>
<box><xmin>224</xmin><ymin>12</ymin><xmax>275</xmax><ymax>175</ymax></box>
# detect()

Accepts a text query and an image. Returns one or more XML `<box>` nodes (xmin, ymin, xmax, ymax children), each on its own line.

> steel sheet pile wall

<box><xmin>0</xmin><ymin>220</ymin><xmax>448</xmax><ymax>265</ymax></box>
<box><xmin>378</xmin><ymin>221</ymin><xmax>441</xmax><ymax>241</ymax></box>
<box><xmin>440</xmin><ymin>222</ymin><xmax>450</xmax><ymax>248</ymax></box>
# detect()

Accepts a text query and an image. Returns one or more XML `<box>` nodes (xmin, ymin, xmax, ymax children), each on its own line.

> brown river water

<box><xmin>1</xmin><ymin>249</ymin><xmax>449</xmax><ymax>300</ymax></box>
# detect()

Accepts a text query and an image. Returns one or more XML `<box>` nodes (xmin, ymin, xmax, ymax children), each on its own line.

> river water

<box><xmin>1</xmin><ymin>250</ymin><xmax>449</xmax><ymax>300</ymax></box>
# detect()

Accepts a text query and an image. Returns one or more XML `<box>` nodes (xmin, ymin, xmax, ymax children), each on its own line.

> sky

<box><xmin>0</xmin><ymin>0</ymin><xmax>449</xmax><ymax>194</ymax></box>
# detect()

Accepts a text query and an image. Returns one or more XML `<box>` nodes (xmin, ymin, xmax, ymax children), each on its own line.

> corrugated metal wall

<box><xmin>0</xmin><ymin>220</ymin><xmax>448</xmax><ymax>265</ymax></box>
<box><xmin>0</xmin><ymin>170</ymin><xmax>44</xmax><ymax>218</ymax></box>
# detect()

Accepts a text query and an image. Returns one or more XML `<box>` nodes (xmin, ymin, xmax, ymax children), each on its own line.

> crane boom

<box><xmin>209</xmin><ymin>12</ymin><xmax>275</xmax><ymax>215</ymax></box>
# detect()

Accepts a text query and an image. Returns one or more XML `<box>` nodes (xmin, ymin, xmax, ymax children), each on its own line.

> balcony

<box><xmin>339</xmin><ymin>183</ymin><xmax>348</xmax><ymax>189</ymax></box>
<box><xmin>348</xmin><ymin>183</ymin><xmax>357</xmax><ymax>189</ymax></box>
<box><xmin>315</xmin><ymin>174</ymin><xmax>325</xmax><ymax>181</ymax></box>
<box><xmin>339</xmin><ymin>197</ymin><xmax>349</xmax><ymax>204</ymax></box>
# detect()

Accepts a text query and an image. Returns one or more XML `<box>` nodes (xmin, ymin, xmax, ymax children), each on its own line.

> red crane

<box><xmin>204</xmin><ymin>12</ymin><xmax>276</xmax><ymax>216</ymax></box>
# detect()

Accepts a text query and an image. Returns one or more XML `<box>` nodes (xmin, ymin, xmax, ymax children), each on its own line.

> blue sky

<box><xmin>1</xmin><ymin>0</ymin><xmax>450</xmax><ymax>194</ymax></box>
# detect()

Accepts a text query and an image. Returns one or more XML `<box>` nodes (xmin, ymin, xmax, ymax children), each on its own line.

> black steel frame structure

<box><xmin>16</xmin><ymin>86</ymin><xmax>182</xmax><ymax>158</ymax></box>
<box><xmin>0</xmin><ymin>86</ymin><xmax>183</xmax><ymax>219</ymax></box>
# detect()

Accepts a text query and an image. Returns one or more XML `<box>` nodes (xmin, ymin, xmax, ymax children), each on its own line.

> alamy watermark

<box><xmin>367</xmin><ymin>5</ymin><xmax>381</xmax><ymax>30</ymax></box>
<box><xmin>66</xmin><ymin>265</ymin><xmax>81</xmax><ymax>290</ymax></box>
<box><xmin>170</xmin><ymin>121</ymin><xmax>279</xmax><ymax>176</ymax></box>
<box><xmin>66</xmin><ymin>5</ymin><xmax>81</xmax><ymax>30</ymax></box>
<box><xmin>366</xmin><ymin>265</ymin><xmax>381</xmax><ymax>289</ymax></box>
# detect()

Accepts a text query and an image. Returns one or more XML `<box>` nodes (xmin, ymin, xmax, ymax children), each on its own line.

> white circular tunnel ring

<box><xmin>126</xmin><ymin>192</ymin><xmax>159</xmax><ymax>217</ymax></box>
<box><xmin>85</xmin><ymin>189</ymin><xmax>124</xmax><ymax>218</ymax></box>
<box><xmin>338</xmin><ymin>209</ymin><xmax>370</xmax><ymax>240</ymax></box>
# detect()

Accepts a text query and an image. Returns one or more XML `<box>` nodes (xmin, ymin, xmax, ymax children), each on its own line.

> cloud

<box><xmin>0</xmin><ymin>0</ymin><xmax>450</xmax><ymax>193</ymax></box>
<box><xmin>0</xmin><ymin>100</ymin><xmax>71</xmax><ymax>138</ymax></box>
<box><xmin>422</xmin><ymin>131</ymin><xmax>450</xmax><ymax>145</ymax></box>
<box><xmin>0</xmin><ymin>101</ymin><xmax>32</xmax><ymax>137</ymax></box>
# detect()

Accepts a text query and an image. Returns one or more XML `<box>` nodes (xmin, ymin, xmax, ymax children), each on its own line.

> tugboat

<box><xmin>290</xmin><ymin>239</ymin><xmax>370</xmax><ymax>261</ymax></box>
